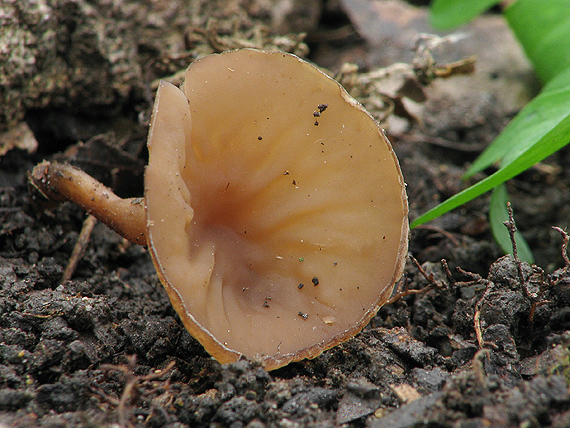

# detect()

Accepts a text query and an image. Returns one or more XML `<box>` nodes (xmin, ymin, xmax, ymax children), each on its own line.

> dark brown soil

<box><xmin>1</xmin><ymin>1</ymin><xmax>570</xmax><ymax>427</ymax></box>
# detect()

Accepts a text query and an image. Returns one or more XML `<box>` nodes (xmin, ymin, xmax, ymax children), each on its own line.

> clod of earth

<box><xmin>29</xmin><ymin>49</ymin><xmax>409</xmax><ymax>370</ymax></box>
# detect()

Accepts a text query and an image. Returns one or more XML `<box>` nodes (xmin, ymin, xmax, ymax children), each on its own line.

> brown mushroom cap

<box><xmin>145</xmin><ymin>49</ymin><xmax>408</xmax><ymax>370</ymax></box>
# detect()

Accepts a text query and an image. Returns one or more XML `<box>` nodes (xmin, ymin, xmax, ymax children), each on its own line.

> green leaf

<box><xmin>505</xmin><ymin>0</ymin><xmax>570</xmax><ymax>83</ymax></box>
<box><xmin>410</xmin><ymin>113</ymin><xmax>570</xmax><ymax>228</ymax></box>
<box><xmin>465</xmin><ymin>67</ymin><xmax>570</xmax><ymax>178</ymax></box>
<box><xmin>429</xmin><ymin>0</ymin><xmax>501</xmax><ymax>29</ymax></box>
<box><xmin>489</xmin><ymin>184</ymin><xmax>535</xmax><ymax>263</ymax></box>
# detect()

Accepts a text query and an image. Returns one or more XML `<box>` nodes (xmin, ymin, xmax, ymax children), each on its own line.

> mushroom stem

<box><xmin>29</xmin><ymin>161</ymin><xmax>147</xmax><ymax>246</ymax></box>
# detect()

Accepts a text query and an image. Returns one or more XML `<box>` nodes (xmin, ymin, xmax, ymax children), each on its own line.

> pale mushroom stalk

<box><xmin>30</xmin><ymin>161</ymin><xmax>147</xmax><ymax>246</ymax></box>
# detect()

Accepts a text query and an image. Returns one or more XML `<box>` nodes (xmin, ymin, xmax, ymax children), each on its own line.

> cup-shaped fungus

<box><xmin>30</xmin><ymin>49</ymin><xmax>408</xmax><ymax>370</ymax></box>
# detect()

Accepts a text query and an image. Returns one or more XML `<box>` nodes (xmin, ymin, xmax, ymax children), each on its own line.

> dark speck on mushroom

<box><xmin>318</xmin><ymin>103</ymin><xmax>328</xmax><ymax>113</ymax></box>
<box><xmin>258</xmin><ymin>136</ymin><xmax>263</xmax><ymax>140</ymax></box>
<box><xmin>312</xmin><ymin>277</ymin><xmax>319</xmax><ymax>286</ymax></box>
<box><xmin>298</xmin><ymin>283</ymin><xmax>304</xmax><ymax>289</ymax></box>
<box><xmin>298</xmin><ymin>311</ymin><xmax>308</xmax><ymax>320</ymax></box>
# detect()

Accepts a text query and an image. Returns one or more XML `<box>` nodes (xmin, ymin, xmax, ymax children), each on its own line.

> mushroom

<box><xmin>30</xmin><ymin>49</ymin><xmax>408</xmax><ymax>370</ymax></box>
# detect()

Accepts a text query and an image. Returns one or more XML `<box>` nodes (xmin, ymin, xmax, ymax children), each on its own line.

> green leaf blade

<box><xmin>410</xmin><ymin>114</ymin><xmax>570</xmax><ymax>228</ymax></box>
<box><xmin>505</xmin><ymin>0</ymin><xmax>570</xmax><ymax>83</ymax></box>
<box><xmin>429</xmin><ymin>0</ymin><xmax>501</xmax><ymax>29</ymax></box>
<box><xmin>465</xmin><ymin>67</ymin><xmax>570</xmax><ymax>178</ymax></box>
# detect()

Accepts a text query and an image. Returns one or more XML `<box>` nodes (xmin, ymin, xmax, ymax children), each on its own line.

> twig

<box><xmin>413</xmin><ymin>224</ymin><xmax>461</xmax><ymax>247</ymax></box>
<box><xmin>503</xmin><ymin>204</ymin><xmax>555</xmax><ymax>323</ymax></box>
<box><xmin>397</xmin><ymin>133</ymin><xmax>488</xmax><ymax>153</ymax></box>
<box><xmin>410</xmin><ymin>255</ymin><xmax>439</xmax><ymax>285</ymax></box>
<box><xmin>387</xmin><ymin>255</ymin><xmax>443</xmax><ymax>304</ymax></box>
<box><xmin>503</xmin><ymin>202</ymin><xmax>527</xmax><ymax>291</ymax></box>
<box><xmin>61</xmin><ymin>215</ymin><xmax>97</xmax><ymax>283</ymax></box>
<box><xmin>441</xmin><ymin>259</ymin><xmax>454</xmax><ymax>287</ymax></box>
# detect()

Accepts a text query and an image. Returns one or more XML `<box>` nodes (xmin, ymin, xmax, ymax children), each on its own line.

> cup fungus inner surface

<box><xmin>145</xmin><ymin>49</ymin><xmax>408</xmax><ymax>369</ymax></box>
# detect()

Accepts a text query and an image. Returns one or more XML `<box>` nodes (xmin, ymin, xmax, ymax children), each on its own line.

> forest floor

<box><xmin>1</xmin><ymin>1</ymin><xmax>570</xmax><ymax>427</ymax></box>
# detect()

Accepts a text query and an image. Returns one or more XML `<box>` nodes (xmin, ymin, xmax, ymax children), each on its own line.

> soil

<box><xmin>1</xmin><ymin>1</ymin><xmax>570</xmax><ymax>427</ymax></box>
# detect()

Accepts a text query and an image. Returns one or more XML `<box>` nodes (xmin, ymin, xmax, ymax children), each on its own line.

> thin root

<box><xmin>98</xmin><ymin>356</ymin><xmax>176</xmax><ymax>428</ymax></box>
